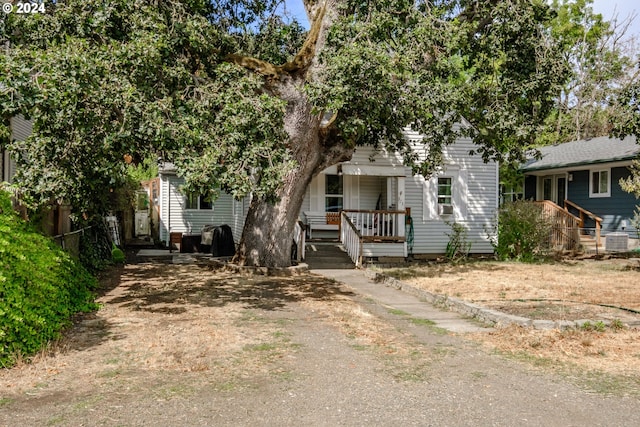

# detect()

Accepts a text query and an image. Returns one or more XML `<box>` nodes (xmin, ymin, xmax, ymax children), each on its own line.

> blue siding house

<box><xmin>521</xmin><ymin>136</ymin><xmax>640</xmax><ymax>236</ymax></box>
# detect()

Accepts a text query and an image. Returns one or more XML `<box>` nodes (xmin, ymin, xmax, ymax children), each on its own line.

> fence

<box><xmin>52</xmin><ymin>226</ymin><xmax>94</xmax><ymax>258</ymax></box>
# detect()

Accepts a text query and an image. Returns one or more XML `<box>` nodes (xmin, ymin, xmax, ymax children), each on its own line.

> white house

<box><xmin>158</xmin><ymin>128</ymin><xmax>499</xmax><ymax>262</ymax></box>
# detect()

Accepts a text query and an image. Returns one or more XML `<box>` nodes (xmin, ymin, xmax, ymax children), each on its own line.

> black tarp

<box><xmin>211</xmin><ymin>225</ymin><xmax>235</xmax><ymax>257</ymax></box>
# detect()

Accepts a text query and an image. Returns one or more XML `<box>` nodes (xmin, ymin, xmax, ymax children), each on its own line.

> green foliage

<box><xmin>490</xmin><ymin>200</ymin><xmax>553</xmax><ymax>262</ymax></box>
<box><xmin>0</xmin><ymin>0</ymin><xmax>291</xmax><ymax>215</ymax></box>
<box><xmin>78</xmin><ymin>221</ymin><xmax>113</xmax><ymax>272</ymax></box>
<box><xmin>111</xmin><ymin>243</ymin><xmax>126</xmax><ymax>264</ymax></box>
<box><xmin>540</xmin><ymin>0</ymin><xmax>638</xmax><ymax>145</ymax></box>
<box><xmin>0</xmin><ymin>190</ymin><xmax>98</xmax><ymax>367</ymax></box>
<box><xmin>307</xmin><ymin>0</ymin><xmax>569</xmax><ymax>173</ymax></box>
<box><xmin>445</xmin><ymin>222</ymin><xmax>472</xmax><ymax>263</ymax></box>
<box><xmin>619</xmin><ymin>160</ymin><xmax>640</xmax><ymax>239</ymax></box>
<box><xmin>580</xmin><ymin>320</ymin><xmax>606</xmax><ymax>333</ymax></box>
<box><xmin>1</xmin><ymin>1</ymin><xmax>572</xmax><ymax>266</ymax></box>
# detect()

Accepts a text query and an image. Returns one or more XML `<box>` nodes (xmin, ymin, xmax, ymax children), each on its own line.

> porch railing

<box><xmin>564</xmin><ymin>199</ymin><xmax>603</xmax><ymax>246</ymax></box>
<box><xmin>341</xmin><ymin>209</ymin><xmax>406</xmax><ymax>240</ymax></box>
<box><xmin>340</xmin><ymin>212</ymin><xmax>363</xmax><ymax>267</ymax></box>
<box><xmin>534</xmin><ymin>201</ymin><xmax>581</xmax><ymax>250</ymax></box>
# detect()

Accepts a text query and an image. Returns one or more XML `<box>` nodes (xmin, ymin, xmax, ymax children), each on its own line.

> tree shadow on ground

<box><xmin>61</xmin><ymin>261</ymin><xmax>352</xmax><ymax>354</ymax></box>
<box><xmin>102</xmin><ymin>262</ymin><xmax>355</xmax><ymax>313</ymax></box>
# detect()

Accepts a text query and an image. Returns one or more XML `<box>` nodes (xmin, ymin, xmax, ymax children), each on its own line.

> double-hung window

<box><xmin>590</xmin><ymin>169</ymin><xmax>610</xmax><ymax>198</ymax></box>
<box><xmin>186</xmin><ymin>193</ymin><xmax>213</xmax><ymax>210</ymax></box>
<box><xmin>437</xmin><ymin>177</ymin><xmax>453</xmax><ymax>215</ymax></box>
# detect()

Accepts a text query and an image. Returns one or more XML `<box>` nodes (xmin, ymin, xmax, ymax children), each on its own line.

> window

<box><xmin>437</xmin><ymin>177</ymin><xmax>452</xmax><ymax>205</ymax></box>
<box><xmin>186</xmin><ymin>193</ymin><xmax>213</xmax><ymax>210</ymax></box>
<box><xmin>423</xmin><ymin>170</ymin><xmax>467</xmax><ymax>221</ymax></box>
<box><xmin>325</xmin><ymin>174</ymin><xmax>343</xmax><ymax>212</ymax></box>
<box><xmin>590</xmin><ymin>169</ymin><xmax>610</xmax><ymax>197</ymax></box>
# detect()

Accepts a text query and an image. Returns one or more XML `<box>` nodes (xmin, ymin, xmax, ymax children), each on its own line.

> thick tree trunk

<box><xmin>233</xmin><ymin>76</ymin><xmax>350</xmax><ymax>267</ymax></box>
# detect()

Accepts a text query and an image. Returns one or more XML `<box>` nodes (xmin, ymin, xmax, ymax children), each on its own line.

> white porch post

<box><xmin>397</xmin><ymin>176</ymin><xmax>407</xmax><ymax>257</ymax></box>
<box><xmin>397</xmin><ymin>177</ymin><xmax>405</xmax><ymax>238</ymax></box>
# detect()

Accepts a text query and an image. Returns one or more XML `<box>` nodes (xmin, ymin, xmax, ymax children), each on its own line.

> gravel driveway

<box><xmin>1</xmin><ymin>261</ymin><xmax>638</xmax><ymax>426</ymax></box>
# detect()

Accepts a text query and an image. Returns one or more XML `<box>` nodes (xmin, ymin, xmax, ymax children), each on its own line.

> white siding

<box><xmin>158</xmin><ymin>174</ymin><xmax>237</xmax><ymax>245</ymax></box>
<box><xmin>362</xmin><ymin>242</ymin><xmax>405</xmax><ymax>257</ymax></box>
<box><xmin>405</xmin><ymin>131</ymin><xmax>498</xmax><ymax>255</ymax></box>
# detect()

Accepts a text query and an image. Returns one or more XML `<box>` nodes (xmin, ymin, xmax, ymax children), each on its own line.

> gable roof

<box><xmin>521</xmin><ymin>136</ymin><xmax>640</xmax><ymax>172</ymax></box>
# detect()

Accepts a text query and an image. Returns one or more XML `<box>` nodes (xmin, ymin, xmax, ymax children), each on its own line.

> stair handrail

<box><xmin>564</xmin><ymin>199</ymin><xmax>603</xmax><ymax>245</ymax></box>
<box><xmin>340</xmin><ymin>211</ymin><xmax>363</xmax><ymax>267</ymax></box>
<box><xmin>533</xmin><ymin>200</ymin><xmax>581</xmax><ymax>250</ymax></box>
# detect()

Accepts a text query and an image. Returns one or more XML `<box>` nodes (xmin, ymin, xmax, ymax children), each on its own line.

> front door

<box><xmin>540</xmin><ymin>175</ymin><xmax>566</xmax><ymax>207</ymax></box>
<box><xmin>556</xmin><ymin>177</ymin><xmax>566</xmax><ymax>207</ymax></box>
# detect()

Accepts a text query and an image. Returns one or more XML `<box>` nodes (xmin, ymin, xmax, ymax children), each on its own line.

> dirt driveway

<box><xmin>1</xmin><ymin>259</ymin><xmax>639</xmax><ymax>426</ymax></box>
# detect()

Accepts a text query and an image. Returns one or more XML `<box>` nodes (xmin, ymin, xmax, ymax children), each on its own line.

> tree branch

<box><xmin>280</xmin><ymin>3</ymin><xmax>327</xmax><ymax>74</ymax></box>
<box><xmin>223</xmin><ymin>2</ymin><xmax>328</xmax><ymax>79</ymax></box>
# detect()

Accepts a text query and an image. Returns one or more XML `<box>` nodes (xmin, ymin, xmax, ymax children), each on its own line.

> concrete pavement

<box><xmin>312</xmin><ymin>268</ymin><xmax>493</xmax><ymax>333</ymax></box>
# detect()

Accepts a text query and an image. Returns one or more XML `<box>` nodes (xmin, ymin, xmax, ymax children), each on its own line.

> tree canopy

<box><xmin>1</xmin><ymin>0</ymin><xmax>573</xmax><ymax>265</ymax></box>
<box><xmin>539</xmin><ymin>0</ymin><xmax>640</xmax><ymax>145</ymax></box>
<box><xmin>1</xmin><ymin>0</ymin><xmax>568</xmax><ymax>214</ymax></box>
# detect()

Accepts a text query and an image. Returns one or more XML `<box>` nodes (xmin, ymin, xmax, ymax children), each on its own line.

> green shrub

<box><xmin>0</xmin><ymin>190</ymin><xmax>98</xmax><ymax>367</ymax></box>
<box><xmin>78</xmin><ymin>221</ymin><xmax>113</xmax><ymax>272</ymax></box>
<box><xmin>489</xmin><ymin>200</ymin><xmax>553</xmax><ymax>262</ymax></box>
<box><xmin>445</xmin><ymin>221</ymin><xmax>472</xmax><ymax>263</ymax></box>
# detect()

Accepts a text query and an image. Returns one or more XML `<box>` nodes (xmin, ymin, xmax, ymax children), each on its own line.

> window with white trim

<box><xmin>423</xmin><ymin>169</ymin><xmax>468</xmax><ymax>221</ymax></box>
<box><xmin>590</xmin><ymin>169</ymin><xmax>610</xmax><ymax>197</ymax></box>
<box><xmin>437</xmin><ymin>177</ymin><xmax>453</xmax><ymax>215</ymax></box>
<box><xmin>186</xmin><ymin>193</ymin><xmax>213</xmax><ymax>210</ymax></box>
<box><xmin>437</xmin><ymin>177</ymin><xmax>452</xmax><ymax>205</ymax></box>
<box><xmin>325</xmin><ymin>174</ymin><xmax>343</xmax><ymax>212</ymax></box>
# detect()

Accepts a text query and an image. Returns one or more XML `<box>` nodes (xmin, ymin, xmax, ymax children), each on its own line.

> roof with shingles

<box><xmin>521</xmin><ymin>136</ymin><xmax>640</xmax><ymax>172</ymax></box>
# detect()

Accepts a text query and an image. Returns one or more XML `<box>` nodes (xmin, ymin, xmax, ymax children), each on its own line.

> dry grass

<box><xmin>385</xmin><ymin>259</ymin><xmax>640</xmax><ymax>321</ymax></box>
<box><xmin>382</xmin><ymin>258</ymin><xmax>640</xmax><ymax>382</ymax></box>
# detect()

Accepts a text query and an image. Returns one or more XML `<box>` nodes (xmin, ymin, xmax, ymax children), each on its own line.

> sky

<box><xmin>285</xmin><ymin>1</ymin><xmax>639</xmax><ymax>36</ymax></box>
<box><xmin>591</xmin><ymin>0</ymin><xmax>639</xmax><ymax>38</ymax></box>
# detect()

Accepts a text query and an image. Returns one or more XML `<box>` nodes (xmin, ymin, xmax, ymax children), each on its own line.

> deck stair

<box><xmin>304</xmin><ymin>241</ymin><xmax>355</xmax><ymax>270</ymax></box>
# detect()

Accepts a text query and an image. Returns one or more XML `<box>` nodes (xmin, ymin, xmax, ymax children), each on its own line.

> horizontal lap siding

<box><xmin>159</xmin><ymin>175</ymin><xmax>235</xmax><ymax>244</ymax></box>
<box><xmin>405</xmin><ymin>133</ymin><xmax>497</xmax><ymax>254</ymax></box>
<box><xmin>362</xmin><ymin>242</ymin><xmax>405</xmax><ymax>257</ymax></box>
<box><xmin>568</xmin><ymin>168</ymin><xmax>638</xmax><ymax>234</ymax></box>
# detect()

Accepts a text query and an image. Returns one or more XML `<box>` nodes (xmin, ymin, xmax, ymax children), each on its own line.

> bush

<box><xmin>445</xmin><ymin>221</ymin><xmax>472</xmax><ymax>263</ymax></box>
<box><xmin>0</xmin><ymin>190</ymin><xmax>98</xmax><ymax>367</ymax></box>
<box><xmin>489</xmin><ymin>200</ymin><xmax>553</xmax><ymax>262</ymax></box>
<box><xmin>78</xmin><ymin>221</ymin><xmax>113</xmax><ymax>272</ymax></box>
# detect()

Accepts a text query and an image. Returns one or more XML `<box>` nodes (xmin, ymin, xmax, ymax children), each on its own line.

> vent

<box><xmin>438</xmin><ymin>204</ymin><xmax>453</xmax><ymax>215</ymax></box>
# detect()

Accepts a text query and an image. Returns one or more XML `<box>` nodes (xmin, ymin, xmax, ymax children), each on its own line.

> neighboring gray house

<box><xmin>158</xmin><ymin>127</ymin><xmax>499</xmax><ymax>262</ymax></box>
<box><xmin>521</xmin><ymin>136</ymin><xmax>640</xmax><ymax>236</ymax></box>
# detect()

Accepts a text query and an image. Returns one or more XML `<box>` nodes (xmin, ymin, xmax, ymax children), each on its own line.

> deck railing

<box><xmin>341</xmin><ymin>209</ymin><xmax>406</xmax><ymax>240</ymax></box>
<box><xmin>534</xmin><ymin>201</ymin><xmax>581</xmax><ymax>250</ymax></box>
<box><xmin>564</xmin><ymin>199</ymin><xmax>603</xmax><ymax>245</ymax></box>
<box><xmin>340</xmin><ymin>212</ymin><xmax>363</xmax><ymax>267</ymax></box>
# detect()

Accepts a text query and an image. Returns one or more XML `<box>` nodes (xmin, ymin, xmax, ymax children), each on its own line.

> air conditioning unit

<box><xmin>438</xmin><ymin>204</ymin><xmax>453</xmax><ymax>215</ymax></box>
<box><xmin>606</xmin><ymin>232</ymin><xmax>628</xmax><ymax>252</ymax></box>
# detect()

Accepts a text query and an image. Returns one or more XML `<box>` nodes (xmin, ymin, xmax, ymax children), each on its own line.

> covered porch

<box><xmin>302</xmin><ymin>159</ymin><xmax>407</xmax><ymax>266</ymax></box>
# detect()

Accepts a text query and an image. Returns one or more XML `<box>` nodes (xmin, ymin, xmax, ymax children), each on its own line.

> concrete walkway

<box><xmin>313</xmin><ymin>268</ymin><xmax>492</xmax><ymax>333</ymax></box>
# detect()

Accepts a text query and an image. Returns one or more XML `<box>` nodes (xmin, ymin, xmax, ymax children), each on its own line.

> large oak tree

<box><xmin>1</xmin><ymin>0</ymin><xmax>568</xmax><ymax>266</ymax></box>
